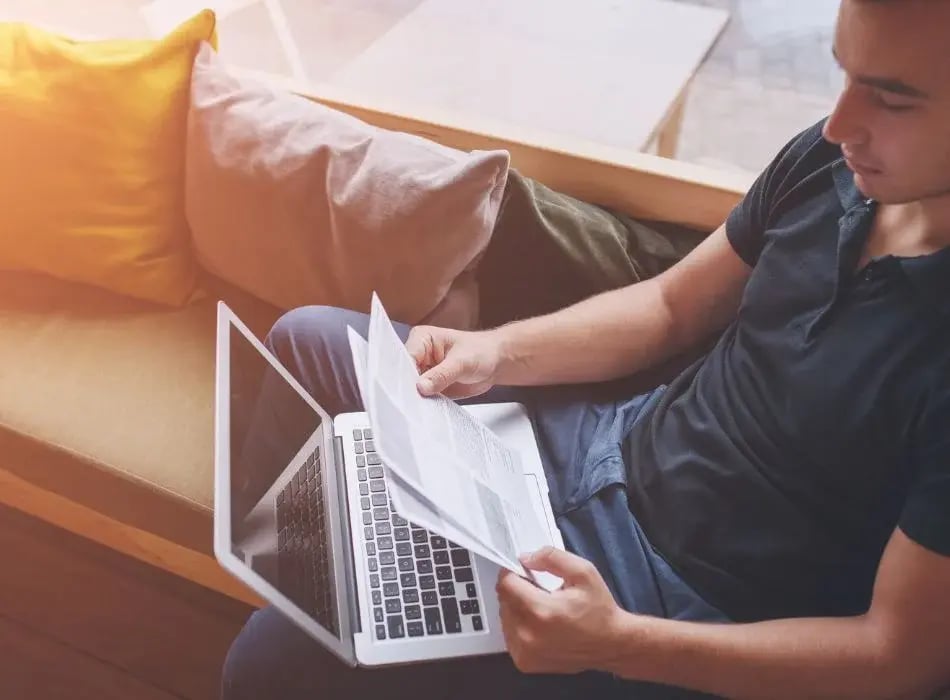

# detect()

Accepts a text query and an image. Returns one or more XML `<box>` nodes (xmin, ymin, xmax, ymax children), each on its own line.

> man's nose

<box><xmin>822</xmin><ymin>83</ymin><xmax>867</xmax><ymax>146</ymax></box>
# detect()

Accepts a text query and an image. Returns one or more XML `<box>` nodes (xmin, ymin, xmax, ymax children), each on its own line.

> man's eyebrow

<box><xmin>831</xmin><ymin>46</ymin><xmax>930</xmax><ymax>99</ymax></box>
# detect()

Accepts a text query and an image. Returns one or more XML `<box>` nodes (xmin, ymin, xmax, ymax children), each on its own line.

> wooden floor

<box><xmin>0</xmin><ymin>504</ymin><xmax>253</xmax><ymax>699</ymax></box>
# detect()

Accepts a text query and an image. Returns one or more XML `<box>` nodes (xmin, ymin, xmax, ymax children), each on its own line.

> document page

<box><xmin>347</xmin><ymin>294</ymin><xmax>557</xmax><ymax>582</ymax></box>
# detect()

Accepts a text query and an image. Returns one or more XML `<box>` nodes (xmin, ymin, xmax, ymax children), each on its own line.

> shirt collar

<box><xmin>833</xmin><ymin>157</ymin><xmax>950</xmax><ymax>317</ymax></box>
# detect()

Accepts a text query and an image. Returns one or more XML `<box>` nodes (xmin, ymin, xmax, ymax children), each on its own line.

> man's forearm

<box><xmin>489</xmin><ymin>280</ymin><xmax>680</xmax><ymax>387</ymax></box>
<box><xmin>602</xmin><ymin>612</ymin><xmax>927</xmax><ymax>700</ymax></box>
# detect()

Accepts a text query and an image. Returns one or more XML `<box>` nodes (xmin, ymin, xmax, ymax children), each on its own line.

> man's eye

<box><xmin>871</xmin><ymin>91</ymin><xmax>915</xmax><ymax>112</ymax></box>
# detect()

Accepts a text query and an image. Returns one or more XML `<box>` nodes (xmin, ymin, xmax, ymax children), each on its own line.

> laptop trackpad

<box><xmin>522</xmin><ymin>472</ymin><xmax>564</xmax><ymax>592</ymax></box>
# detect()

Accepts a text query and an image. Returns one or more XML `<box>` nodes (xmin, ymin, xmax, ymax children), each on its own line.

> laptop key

<box><xmin>363</xmin><ymin>428</ymin><xmax>373</xmax><ymax>440</ymax></box>
<box><xmin>375</xmin><ymin>522</ymin><xmax>392</xmax><ymax>536</ymax></box>
<box><xmin>357</xmin><ymin>469</ymin><xmax>367</xmax><ymax>482</ymax></box>
<box><xmin>398</xmin><ymin>558</ymin><xmax>414</xmax><ymax>572</ymax></box>
<box><xmin>362</xmin><ymin>512</ymin><xmax>372</xmax><ymax>526</ymax></box>
<box><xmin>472</xmin><ymin>615</ymin><xmax>483</xmax><ymax>632</ymax></box>
<box><xmin>451</xmin><ymin>550</ymin><xmax>471</xmax><ymax>568</ymax></box>
<box><xmin>368</xmin><ymin>466</ymin><xmax>384</xmax><ymax>479</ymax></box>
<box><xmin>466</xmin><ymin>583</ymin><xmax>477</xmax><ymax>599</ymax></box>
<box><xmin>396</xmin><ymin>542</ymin><xmax>413</xmax><ymax>557</ymax></box>
<box><xmin>381</xmin><ymin>566</ymin><xmax>397</xmax><ymax>581</ymax></box>
<box><xmin>366</xmin><ymin>440</ymin><xmax>376</xmax><ymax>452</ymax></box>
<box><xmin>421</xmin><ymin>591</ymin><xmax>438</xmax><ymax>607</ymax></box>
<box><xmin>369</xmin><ymin>479</ymin><xmax>386</xmax><ymax>493</ymax></box>
<box><xmin>412</xmin><ymin>530</ymin><xmax>427</xmax><ymax>543</ymax></box>
<box><xmin>424</xmin><ymin>606</ymin><xmax>443</xmax><ymax>635</ymax></box>
<box><xmin>449</xmin><ymin>540</ymin><xmax>464</xmax><ymax>550</ymax></box>
<box><xmin>436</xmin><ymin>566</ymin><xmax>452</xmax><ymax>581</ymax></box>
<box><xmin>378</xmin><ymin>537</ymin><xmax>394</xmax><ymax>550</ymax></box>
<box><xmin>400</xmin><ymin>573</ymin><xmax>417</xmax><ymax>588</ymax></box>
<box><xmin>387</xmin><ymin>615</ymin><xmax>405</xmax><ymax>639</ymax></box>
<box><xmin>361</xmin><ymin>497</ymin><xmax>371</xmax><ymax>511</ymax></box>
<box><xmin>359</xmin><ymin>483</ymin><xmax>369</xmax><ymax>496</ymax></box>
<box><xmin>356</xmin><ymin>455</ymin><xmax>366</xmax><ymax>468</ymax></box>
<box><xmin>354</xmin><ymin>442</ymin><xmax>364</xmax><ymax>454</ymax></box>
<box><xmin>392</xmin><ymin>515</ymin><xmax>408</xmax><ymax>527</ymax></box>
<box><xmin>407</xmin><ymin>621</ymin><xmax>424</xmax><ymax>637</ymax></box>
<box><xmin>372</xmin><ymin>493</ymin><xmax>387</xmax><ymax>506</ymax></box>
<box><xmin>417</xmin><ymin>560</ymin><xmax>433</xmax><ymax>574</ymax></box>
<box><xmin>352</xmin><ymin>429</ymin><xmax>362</xmax><ymax>441</ymax></box>
<box><xmin>366</xmin><ymin>542</ymin><xmax>376</xmax><ymax>556</ymax></box>
<box><xmin>394</xmin><ymin>527</ymin><xmax>410</xmax><ymax>542</ymax></box>
<box><xmin>368</xmin><ymin>558</ymin><xmax>378</xmax><ymax>573</ymax></box>
<box><xmin>383</xmin><ymin>582</ymin><xmax>399</xmax><ymax>597</ymax></box>
<box><xmin>379</xmin><ymin>551</ymin><xmax>395</xmax><ymax>566</ymax></box>
<box><xmin>433</xmin><ymin>550</ymin><xmax>450</xmax><ymax>565</ymax></box>
<box><xmin>460</xmin><ymin>600</ymin><xmax>473</xmax><ymax>615</ymax></box>
<box><xmin>374</xmin><ymin>607</ymin><xmax>384</xmax><ymax>623</ymax></box>
<box><xmin>454</xmin><ymin>567</ymin><xmax>474</xmax><ymax>582</ymax></box>
<box><xmin>439</xmin><ymin>581</ymin><xmax>455</xmax><ymax>597</ymax></box>
<box><xmin>367</xmin><ymin>453</ymin><xmax>382</xmax><ymax>466</ymax></box>
<box><xmin>405</xmin><ymin>604</ymin><xmax>421</xmax><ymax>620</ymax></box>
<box><xmin>414</xmin><ymin>545</ymin><xmax>431</xmax><ymax>559</ymax></box>
<box><xmin>403</xmin><ymin>589</ymin><xmax>419</xmax><ymax>604</ymax></box>
<box><xmin>372</xmin><ymin>590</ymin><xmax>382</xmax><ymax>605</ymax></box>
<box><xmin>370</xmin><ymin>574</ymin><xmax>380</xmax><ymax>588</ymax></box>
<box><xmin>430</xmin><ymin>536</ymin><xmax>447</xmax><ymax>549</ymax></box>
<box><xmin>375</xmin><ymin>624</ymin><xmax>386</xmax><ymax>640</ymax></box>
<box><xmin>363</xmin><ymin>526</ymin><xmax>374</xmax><ymax>540</ymax></box>
<box><xmin>374</xmin><ymin>507</ymin><xmax>389</xmax><ymax>521</ymax></box>
<box><xmin>420</xmin><ymin>575</ymin><xmax>436</xmax><ymax>590</ymax></box>
<box><xmin>385</xmin><ymin>598</ymin><xmax>402</xmax><ymax>614</ymax></box>
<box><xmin>441</xmin><ymin>597</ymin><xmax>462</xmax><ymax>634</ymax></box>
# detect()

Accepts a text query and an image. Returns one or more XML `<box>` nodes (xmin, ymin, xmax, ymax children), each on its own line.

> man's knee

<box><xmin>266</xmin><ymin>305</ymin><xmax>356</xmax><ymax>359</ymax></box>
<box><xmin>220</xmin><ymin>610</ymin><xmax>273</xmax><ymax>700</ymax></box>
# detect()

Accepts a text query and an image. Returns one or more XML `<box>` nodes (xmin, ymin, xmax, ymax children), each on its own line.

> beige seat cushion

<box><xmin>0</xmin><ymin>270</ymin><xmax>281</xmax><ymax>554</ymax></box>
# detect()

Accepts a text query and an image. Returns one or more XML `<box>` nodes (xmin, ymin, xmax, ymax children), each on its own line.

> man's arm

<box><xmin>490</xmin><ymin>223</ymin><xmax>751</xmax><ymax>387</ymax></box>
<box><xmin>602</xmin><ymin>529</ymin><xmax>950</xmax><ymax>700</ymax></box>
<box><xmin>499</xmin><ymin>532</ymin><xmax>950</xmax><ymax>700</ymax></box>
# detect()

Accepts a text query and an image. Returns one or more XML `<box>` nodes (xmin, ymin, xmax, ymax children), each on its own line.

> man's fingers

<box><xmin>520</xmin><ymin>547</ymin><xmax>596</xmax><ymax>585</ymax></box>
<box><xmin>404</xmin><ymin>327</ymin><xmax>434</xmax><ymax>369</ymax></box>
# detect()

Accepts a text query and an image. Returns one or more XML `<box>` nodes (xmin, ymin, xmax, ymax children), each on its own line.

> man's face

<box><xmin>823</xmin><ymin>0</ymin><xmax>950</xmax><ymax>204</ymax></box>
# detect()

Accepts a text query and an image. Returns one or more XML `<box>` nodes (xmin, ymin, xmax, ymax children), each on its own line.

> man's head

<box><xmin>823</xmin><ymin>0</ymin><xmax>950</xmax><ymax>204</ymax></box>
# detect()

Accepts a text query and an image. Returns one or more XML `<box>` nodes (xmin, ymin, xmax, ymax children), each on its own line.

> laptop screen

<box><xmin>228</xmin><ymin>324</ymin><xmax>341</xmax><ymax>639</ymax></box>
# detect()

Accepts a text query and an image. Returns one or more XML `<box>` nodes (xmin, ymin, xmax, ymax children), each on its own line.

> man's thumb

<box><xmin>417</xmin><ymin>357</ymin><xmax>465</xmax><ymax>396</ymax></box>
<box><xmin>520</xmin><ymin>546</ymin><xmax>594</xmax><ymax>584</ymax></box>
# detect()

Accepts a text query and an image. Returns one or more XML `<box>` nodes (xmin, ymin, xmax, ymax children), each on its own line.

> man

<box><xmin>221</xmin><ymin>1</ymin><xmax>950</xmax><ymax>697</ymax></box>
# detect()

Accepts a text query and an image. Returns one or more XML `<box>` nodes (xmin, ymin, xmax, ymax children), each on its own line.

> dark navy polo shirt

<box><xmin>624</xmin><ymin>119</ymin><xmax>950</xmax><ymax>622</ymax></box>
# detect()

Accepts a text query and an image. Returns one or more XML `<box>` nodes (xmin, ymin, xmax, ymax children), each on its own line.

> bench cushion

<box><xmin>0</xmin><ymin>271</ymin><xmax>280</xmax><ymax>553</ymax></box>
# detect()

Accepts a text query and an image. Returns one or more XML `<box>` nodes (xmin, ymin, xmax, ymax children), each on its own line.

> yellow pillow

<box><xmin>0</xmin><ymin>11</ymin><xmax>217</xmax><ymax>306</ymax></box>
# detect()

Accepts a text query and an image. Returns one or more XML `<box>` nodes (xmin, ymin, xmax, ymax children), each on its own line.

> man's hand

<box><xmin>495</xmin><ymin>546</ymin><xmax>626</xmax><ymax>674</ymax></box>
<box><xmin>405</xmin><ymin>325</ymin><xmax>506</xmax><ymax>399</ymax></box>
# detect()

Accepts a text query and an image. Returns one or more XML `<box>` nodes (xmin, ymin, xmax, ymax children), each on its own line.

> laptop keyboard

<box><xmin>275</xmin><ymin>447</ymin><xmax>338</xmax><ymax>635</ymax></box>
<box><xmin>352</xmin><ymin>428</ymin><xmax>485</xmax><ymax>642</ymax></box>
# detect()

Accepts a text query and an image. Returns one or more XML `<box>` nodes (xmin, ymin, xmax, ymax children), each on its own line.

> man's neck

<box><xmin>868</xmin><ymin>194</ymin><xmax>950</xmax><ymax>263</ymax></box>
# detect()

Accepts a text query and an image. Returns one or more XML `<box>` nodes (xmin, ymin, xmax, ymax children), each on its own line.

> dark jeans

<box><xmin>221</xmin><ymin>306</ymin><xmax>729</xmax><ymax>700</ymax></box>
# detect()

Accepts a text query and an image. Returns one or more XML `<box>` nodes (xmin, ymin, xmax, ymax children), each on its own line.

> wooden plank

<box><xmin>0</xmin><ymin>504</ymin><xmax>252</xmax><ymax>700</ymax></box>
<box><xmin>0</xmin><ymin>467</ymin><xmax>265</xmax><ymax>608</ymax></box>
<box><xmin>0</xmin><ymin>614</ymin><xmax>178</xmax><ymax>700</ymax></box>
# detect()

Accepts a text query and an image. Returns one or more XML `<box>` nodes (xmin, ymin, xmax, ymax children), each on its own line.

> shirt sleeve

<box><xmin>898</xmin><ymin>393</ymin><xmax>950</xmax><ymax>557</ymax></box>
<box><xmin>726</xmin><ymin>119</ymin><xmax>829</xmax><ymax>267</ymax></box>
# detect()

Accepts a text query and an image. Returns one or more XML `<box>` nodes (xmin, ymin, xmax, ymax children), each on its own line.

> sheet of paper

<box><xmin>347</xmin><ymin>327</ymin><xmax>511</xmax><ymax>567</ymax></box>
<box><xmin>351</xmin><ymin>293</ymin><xmax>557</xmax><ymax>581</ymax></box>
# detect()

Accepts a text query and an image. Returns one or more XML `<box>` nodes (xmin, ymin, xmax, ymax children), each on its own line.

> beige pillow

<box><xmin>185</xmin><ymin>43</ymin><xmax>508</xmax><ymax>325</ymax></box>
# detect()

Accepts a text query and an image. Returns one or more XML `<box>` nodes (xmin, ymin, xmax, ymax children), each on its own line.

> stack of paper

<box><xmin>347</xmin><ymin>294</ymin><xmax>557</xmax><ymax>585</ymax></box>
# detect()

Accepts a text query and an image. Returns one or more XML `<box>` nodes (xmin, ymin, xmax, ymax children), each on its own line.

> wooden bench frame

<box><xmin>0</xmin><ymin>88</ymin><xmax>751</xmax><ymax>609</ymax></box>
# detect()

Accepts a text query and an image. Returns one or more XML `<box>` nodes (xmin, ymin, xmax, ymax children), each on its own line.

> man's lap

<box><xmin>221</xmin><ymin>305</ymin><xmax>726</xmax><ymax>700</ymax></box>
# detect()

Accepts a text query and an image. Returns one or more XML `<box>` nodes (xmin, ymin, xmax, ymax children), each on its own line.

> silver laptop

<box><xmin>213</xmin><ymin>302</ymin><xmax>564</xmax><ymax>667</ymax></box>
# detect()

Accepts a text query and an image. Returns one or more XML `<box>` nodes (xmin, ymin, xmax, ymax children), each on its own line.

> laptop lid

<box><xmin>213</xmin><ymin>302</ymin><xmax>358</xmax><ymax>666</ymax></box>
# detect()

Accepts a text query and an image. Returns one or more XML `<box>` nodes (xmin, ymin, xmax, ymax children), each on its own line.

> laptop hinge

<box><xmin>334</xmin><ymin>434</ymin><xmax>361</xmax><ymax>634</ymax></box>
